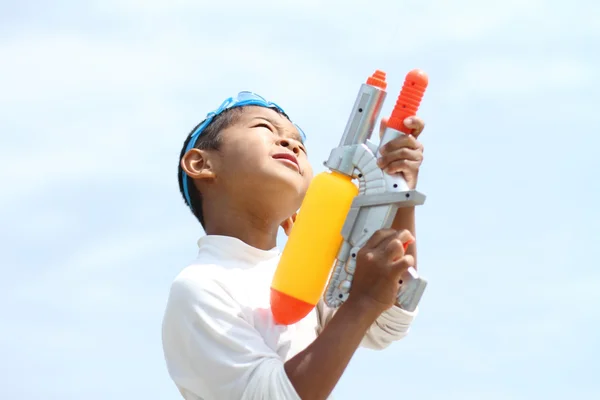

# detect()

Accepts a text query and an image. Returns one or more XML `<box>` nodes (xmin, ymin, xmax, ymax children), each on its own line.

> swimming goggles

<box><xmin>182</xmin><ymin>91</ymin><xmax>306</xmax><ymax>207</ymax></box>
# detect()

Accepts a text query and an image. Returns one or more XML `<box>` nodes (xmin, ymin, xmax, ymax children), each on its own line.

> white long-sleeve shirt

<box><xmin>162</xmin><ymin>235</ymin><xmax>417</xmax><ymax>400</ymax></box>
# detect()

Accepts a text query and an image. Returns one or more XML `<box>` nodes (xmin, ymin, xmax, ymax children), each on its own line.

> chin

<box><xmin>271</xmin><ymin>168</ymin><xmax>308</xmax><ymax>191</ymax></box>
<box><xmin>259</xmin><ymin>177</ymin><xmax>306</xmax><ymax>212</ymax></box>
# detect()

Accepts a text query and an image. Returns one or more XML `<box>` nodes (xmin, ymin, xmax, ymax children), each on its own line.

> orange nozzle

<box><xmin>387</xmin><ymin>69</ymin><xmax>428</xmax><ymax>134</ymax></box>
<box><xmin>366</xmin><ymin>70</ymin><xmax>387</xmax><ymax>90</ymax></box>
<box><xmin>270</xmin><ymin>288</ymin><xmax>315</xmax><ymax>325</ymax></box>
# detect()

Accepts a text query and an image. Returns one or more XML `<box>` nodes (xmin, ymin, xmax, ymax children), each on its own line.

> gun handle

<box><xmin>376</xmin><ymin>126</ymin><xmax>411</xmax><ymax>192</ymax></box>
<box><xmin>375</xmin><ymin>69</ymin><xmax>428</xmax><ymax>193</ymax></box>
<box><xmin>397</xmin><ymin>267</ymin><xmax>427</xmax><ymax>312</ymax></box>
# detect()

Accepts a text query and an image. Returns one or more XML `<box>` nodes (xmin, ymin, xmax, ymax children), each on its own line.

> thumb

<box><xmin>379</xmin><ymin>117</ymin><xmax>389</xmax><ymax>139</ymax></box>
<box><xmin>281</xmin><ymin>213</ymin><xmax>297</xmax><ymax>236</ymax></box>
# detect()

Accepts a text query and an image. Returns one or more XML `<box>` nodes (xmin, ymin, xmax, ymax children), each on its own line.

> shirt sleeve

<box><xmin>316</xmin><ymin>299</ymin><xmax>417</xmax><ymax>350</ymax></box>
<box><xmin>162</xmin><ymin>275</ymin><xmax>301</xmax><ymax>400</ymax></box>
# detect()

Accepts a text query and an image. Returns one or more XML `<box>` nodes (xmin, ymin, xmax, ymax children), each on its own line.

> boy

<box><xmin>162</xmin><ymin>91</ymin><xmax>426</xmax><ymax>400</ymax></box>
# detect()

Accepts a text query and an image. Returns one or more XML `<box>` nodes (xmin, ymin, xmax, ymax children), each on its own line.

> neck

<box><xmin>202</xmin><ymin>197</ymin><xmax>281</xmax><ymax>251</ymax></box>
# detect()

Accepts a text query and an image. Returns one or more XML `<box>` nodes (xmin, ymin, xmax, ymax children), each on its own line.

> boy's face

<box><xmin>204</xmin><ymin>106</ymin><xmax>313</xmax><ymax>220</ymax></box>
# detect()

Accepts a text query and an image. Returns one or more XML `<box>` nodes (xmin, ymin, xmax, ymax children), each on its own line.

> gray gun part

<box><xmin>322</xmin><ymin>81</ymin><xmax>428</xmax><ymax>312</ymax></box>
<box><xmin>324</xmin><ymin>144</ymin><xmax>428</xmax><ymax>310</ymax></box>
<box><xmin>325</xmin><ymin>83</ymin><xmax>387</xmax><ymax>176</ymax></box>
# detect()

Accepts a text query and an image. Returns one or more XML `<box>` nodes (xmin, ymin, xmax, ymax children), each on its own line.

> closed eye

<box><xmin>253</xmin><ymin>122</ymin><xmax>307</xmax><ymax>154</ymax></box>
<box><xmin>253</xmin><ymin>123</ymin><xmax>274</xmax><ymax>132</ymax></box>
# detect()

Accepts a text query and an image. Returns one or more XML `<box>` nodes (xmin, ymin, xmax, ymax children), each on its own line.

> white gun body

<box><xmin>323</xmin><ymin>83</ymin><xmax>428</xmax><ymax>311</ymax></box>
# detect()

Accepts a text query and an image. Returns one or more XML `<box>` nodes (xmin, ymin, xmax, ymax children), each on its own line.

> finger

<box><xmin>377</xmin><ymin>148</ymin><xmax>423</xmax><ymax>170</ymax></box>
<box><xmin>403</xmin><ymin>116</ymin><xmax>425</xmax><ymax>138</ymax></box>
<box><xmin>382</xmin><ymin>159</ymin><xmax>422</xmax><ymax>176</ymax></box>
<box><xmin>378</xmin><ymin>117</ymin><xmax>389</xmax><ymax>139</ymax></box>
<box><xmin>391</xmin><ymin>254</ymin><xmax>415</xmax><ymax>278</ymax></box>
<box><xmin>383</xmin><ymin>236</ymin><xmax>406</xmax><ymax>262</ymax></box>
<box><xmin>397</xmin><ymin>229</ymin><xmax>415</xmax><ymax>247</ymax></box>
<box><xmin>382</xmin><ymin>230</ymin><xmax>415</xmax><ymax>260</ymax></box>
<box><xmin>379</xmin><ymin>134</ymin><xmax>420</xmax><ymax>155</ymax></box>
<box><xmin>363</xmin><ymin>228</ymin><xmax>398</xmax><ymax>250</ymax></box>
<box><xmin>280</xmin><ymin>216</ymin><xmax>294</xmax><ymax>236</ymax></box>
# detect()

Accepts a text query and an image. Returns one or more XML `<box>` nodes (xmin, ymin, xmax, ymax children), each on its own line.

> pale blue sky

<box><xmin>1</xmin><ymin>0</ymin><xmax>599</xmax><ymax>399</ymax></box>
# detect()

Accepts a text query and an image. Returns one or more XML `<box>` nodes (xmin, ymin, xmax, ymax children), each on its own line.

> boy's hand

<box><xmin>281</xmin><ymin>213</ymin><xmax>297</xmax><ymax>236</ymax></box>
<box><xmin>349</xmin><ymin>228</ymin><xmax>415</xmax><ymax>313</ymax></box>
<box><xmin>377</xmin><ymin>116</ymin><xmax>425</xmax><ymax>190</ymax></box>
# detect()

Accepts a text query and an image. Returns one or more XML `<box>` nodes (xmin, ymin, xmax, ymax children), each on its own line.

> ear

<box><xmin>181</xmin><ymin>148</ymin><xmax>216</xmax><ymax>180</ymax></box>
<box><xmin>280</xmin><ymin>213</ymin><xmax>297</xmax><ymax>236</ymax></box>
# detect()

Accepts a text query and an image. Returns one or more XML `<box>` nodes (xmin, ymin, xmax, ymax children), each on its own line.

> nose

<box><xmin>278</xmin><ymin>138</ymin><xmax>301</xmax><ymax>155</ymax></box>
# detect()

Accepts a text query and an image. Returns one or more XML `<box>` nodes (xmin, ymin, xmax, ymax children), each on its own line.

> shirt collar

<box><xmin>196</xmin><ymin>235</ymin><xmax>280</xmax><ymax>268</ymax></box>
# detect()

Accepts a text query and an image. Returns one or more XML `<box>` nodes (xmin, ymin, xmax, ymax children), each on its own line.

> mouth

<box><xmin>272</xmin><ymin>152</ymin><xmax>300</xmax><ymax>173</ymax></box>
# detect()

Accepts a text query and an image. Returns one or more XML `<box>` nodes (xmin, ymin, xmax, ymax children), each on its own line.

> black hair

<box><xmin>177</xmin><ymin>107</ymin><xmax>245</xmax><ymax>227</ymax></box>
<box><xmin>177</xmin><ymin>105</ymin><xmax>291</xmax><ymax>228</ymax></box>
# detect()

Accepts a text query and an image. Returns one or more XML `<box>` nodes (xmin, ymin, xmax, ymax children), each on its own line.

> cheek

<box><xmin>305</xmin><ymin>163</ymin><xmax>314</xmax><ymax>179</ymax></box>
<box><xmin>301</xmin><ymin>159</ymin><xmax>314</xmax><ymax>179</ymax></box>
<box><xmin>223</xmin><ymin>136</ymin><xmax>271</xmax><ymax>168</ymax></box>
<box><xmin>300</xmin><ymin>163</ymin><xmax>314</xmax><ymax>190</ymax></box>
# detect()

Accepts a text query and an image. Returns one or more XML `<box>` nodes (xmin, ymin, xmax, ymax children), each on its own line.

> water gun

<box><xmin>270</xmin><ymin>69</ymin><xmax>429</xmax><ymax>325</ymax></box>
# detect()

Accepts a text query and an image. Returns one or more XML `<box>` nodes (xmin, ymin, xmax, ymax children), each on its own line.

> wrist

<box><xmin>395</xmin><ymin>206</ymin><xmax>415</xmax><ymax>216</ymax></box>
<box><xmin>392</xmin><ymin>205</ymin><xmax>416</xmax><ymax>233</ymax></box>
<box><xmin>343</xmin><ymin>296</ymin><xmax>387</xmax><ymax>323</ymax></box>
